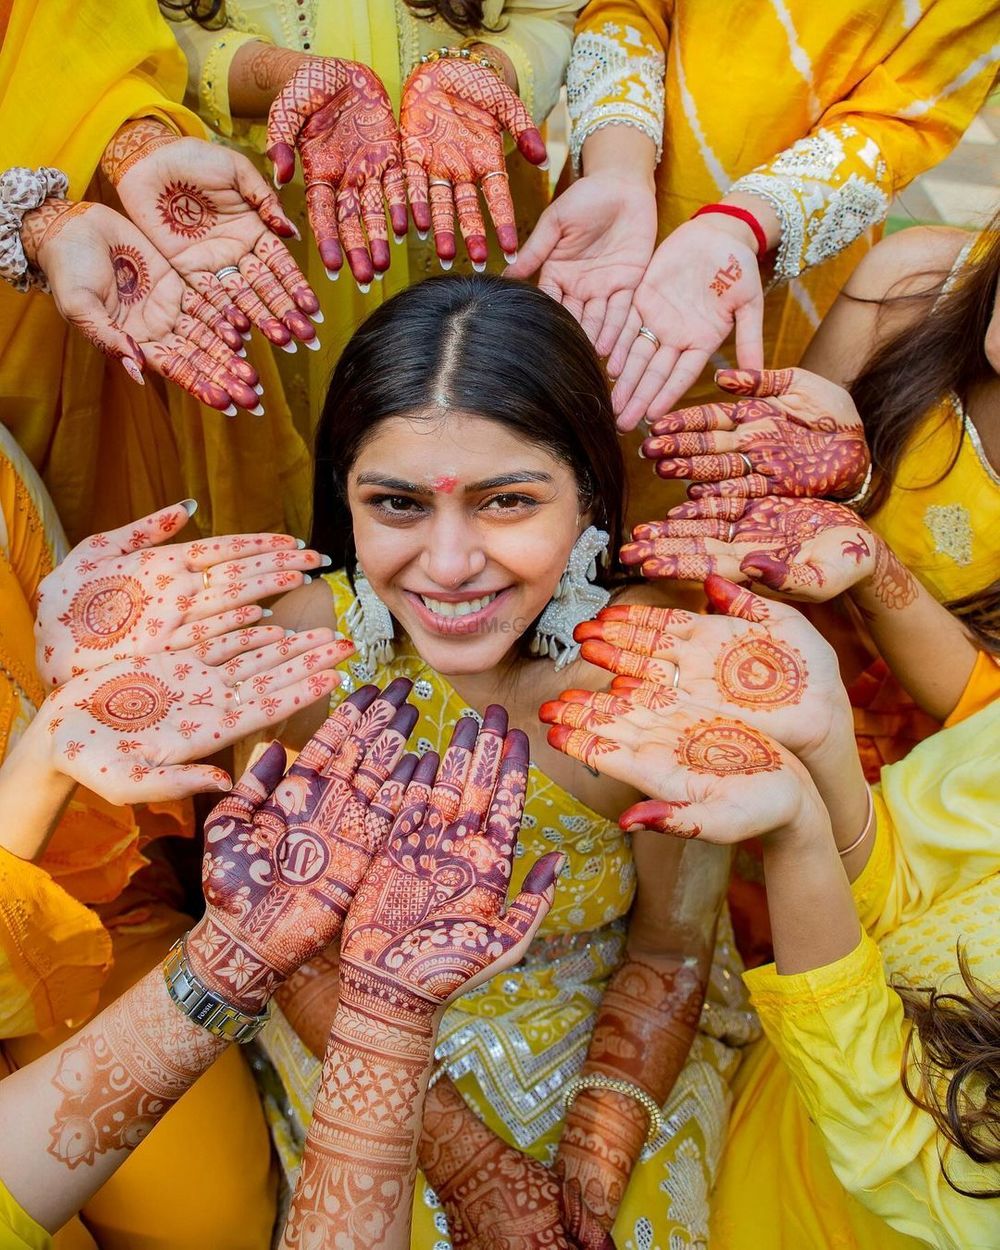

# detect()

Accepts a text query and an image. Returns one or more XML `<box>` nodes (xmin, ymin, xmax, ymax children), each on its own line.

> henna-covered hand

<box><xmin>622</xmin><ymin>495</ymin><xmax>918</xmax><ymax>605</ymax></box>
<box><xmin>190</xmin><ymin>679</ymin><xmax>418</xmax><ymax>1014</ymax></box>
<box><xmin>607</xmin><ymin>219</ymin><xmax>765</xmax><ymax>430</ymax></box>
<box><xmin>401</xmin><ymin>58</ymin><xmax>546</xmax><ymax>268</ymax></box>
<box><xmin>419</xmin><ymin>1077</ymin><xmax>615</xmax><ymax>1250</ymax></box>
<box><xmin>266</xmin><ymin>58</ymin><xmax>406</xmax><ymax>288</ymax></box>
<box><xmin>283</xmin><ymin>708</ymin><xmax>562</xmax><ymax>1250</ymax></box>
<box><xmin>34</xmin><ymin>501</ymin><xmax>330</xmax><ymax>687</ymax></box>
<box><xmin>38</xmin><ymin>627</ymin><xmax>350</xmax><ymax>805</ymax></box>
<box><xmin>560</xmin><ymin>583</ymin><xmax>846</xmax><ymax>761</ymax></box>
<box><xmin>642</xmin><ymin>366</ymin><xmax>870</xmax><ymax>500</ymax></box>
<box><xmin>102</xmin><ymin>119</ymin><xmax>319</xmax><ymax>349</ymax></box>
<box><xmin>20</xmin><ymin>199</ymin><xmax>260</xmax><ymax>410</ymax></box>
<box><xmin>545</xmin><ymin>697</ymin><xmax>812</xmax><ymax>845</ymax></box>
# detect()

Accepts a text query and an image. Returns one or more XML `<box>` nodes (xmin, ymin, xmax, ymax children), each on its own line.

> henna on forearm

<box><xmin>273</xmin><ymin>944</ymin><xmax>342</xmax><ymax>1060</ymax></box>
<box><xmin>0</xmin><ymin>966</ymin><xmax>227</xmax><ymax>1233</ymax></box>
<box><xmin>230</xmin><ymin>41</ymin><xmax>309</xmax><ymax>118</ymax></box>
<box><xmin>20</xmin><ymin>199</ymin><xmax>89</xmax><ymax>266</ymax></box>
<box><xmin>555</xmin><ymin>956</ymin><xmax>704</xmax><ymax>1228</ymax></box>
<box><xmin>281</xmin><ymin>979</ymin><xmax>438</xmax><ymax>1250</ymax></box>
<box><xmin>100</xmin><ymin>118</ymin><xmax>178</xmax><ymax>187</ymax></box>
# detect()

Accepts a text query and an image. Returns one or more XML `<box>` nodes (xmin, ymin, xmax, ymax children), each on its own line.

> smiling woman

<box><xmin>254</xmin><ymin>274</ymin><xmax>757</xmax><ymax>1248</ymax></box>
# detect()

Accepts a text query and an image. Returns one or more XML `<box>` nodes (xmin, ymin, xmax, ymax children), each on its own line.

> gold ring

<box><xmin>737</xmin><ymin>452</ymin><xmax>754</xmax><ymax>475</ymax></box>
<box><xmin>672</xmin><ymin>664</ymin><xmax>681</xmax><ymax>692</ymax></box>
<box><xmin>233</xmin><ymin>681</ymin><xmax>243</xmax><ymax>706</ymax></box>
<box><xmin>637</xmin><ymin>326</ymin><xmax>660</xmax><ymax>350</ymax></box>
<box><xmin>202</xmin><ymin>570</ymin><xmax>211</xmax><ymax>591</ymax></box>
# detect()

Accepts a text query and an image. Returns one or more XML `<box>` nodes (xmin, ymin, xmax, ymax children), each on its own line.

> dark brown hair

<box><xmin>401</xmin><ymin>1</ymin><xmax>485</xmax><ymax>32</ymax></box>
<box><xmin>311</xmin><ymin>273</ymin><xmax>627</xmax><ymax>588</ymax></box>
<box><xmin>158</xmin><ymin>0</ymin><xmax>225</xmax><ymax>25</ymax></box>
<box><xmin>897</xmin><ymin>948</ymin><xmax>1000</xmax><ymax>1197</ymax></box>
<box><xmin>848</xmin><ymin>212</ymin><xmax>1000</xmax><ymax>650</ymax></box>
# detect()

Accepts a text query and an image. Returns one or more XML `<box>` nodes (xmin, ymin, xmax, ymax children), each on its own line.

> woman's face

<box><xmin>985</xmin><ymin>274</ymin><xmax>1000</xmax><ymax>374</ymax></box>
<box><xmin>347</xmin><ymin>410</ymin><xmax>585</xmax><ymax>676</ymax></box>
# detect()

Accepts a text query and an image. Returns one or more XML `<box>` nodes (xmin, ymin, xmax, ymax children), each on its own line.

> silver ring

<box><xmin>737</xmin><ymin>452</ymin><xmax>754</xmax><ymax>475</ymax></box>
<box><xmin>428</xmin><ymin>178</ymin><xmax>452</xmax><ymax>188</ymax></box>
<box><xmin>727</xmin><ymin>521</ymin><xmax>737</xmax><ymax>542</ymax></box>
<box><xmin>480</xmin><ymin>170</ymin><xmax>507</xmax><ymax>184</ymax></box>
<box><xmin>671</xmin><ymin>664</ymin><xmax>680</xmax><ymax>692</ymax></box>
<box><xmin>233</xmin><ymin>681</ymin><xmax>243</xmax><ymax>707</ymax></box>
<box><xmin>637</xmin><ymin>326</ymin><xmax>660</xmax><ymax>349</ymax></box>
<box><xmin>214</xmin><ymin>266</ymin><xmax>240</xmax><ymax>281</ymax></box>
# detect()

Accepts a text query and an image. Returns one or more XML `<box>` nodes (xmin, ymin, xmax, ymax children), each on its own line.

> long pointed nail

<box><xmin>254</xmin><ymin>383</ymin><xmax>264</xmax><ymax>396</ymax></box>
<box><xmin>417</xmin><ymin>229</ymin><xmax>429</xmax><ymax>242</ymax></box>
<box><xmin>121</xmin><ymin>357</ymin><xmax>145</xmax><ymax>386</ymax></box>
<box><xmin>181</xmin><ymin>498</ymin><xmax>198</xmax><ymax>517</ymax></box>
<box><xmin>440</xmin><ymin>258</ymin><xmax>453</xmax><ymax>272</ymax></box>
<box><xmin>394</xmin><ymin>232</ymin><xmax>406</xmax><ymax>245</ymax></box>
<box><xmin>280</xmin><ymin>341</ymin><xmax>298</xmax><ymax>353</ymax></box>
<box><xmin>472</xmin><ymin>260</ymin><xmax>486</xmax><ymax>273</ymax></box>
<box><xmin>241</xmin><ymin>331</ymin><xmax>252</xmax><ymax>342</ymax></box>
<box><xmin>304</xmin><ymin>337</ymin><xmax>321</xmax><ymax>351</ymax></box>
<box><xmin>503</xmin><ymin>251</ymin><xmax>517</xmax><ymax>264</ymax></box>
<box><xmin>325</xmin><ymin>267</ymin><xmax>340</xmax><ymax>282</ymax></box>
<box><xmin>250</xmin><ymin>403</ymin><xmax>265</xmax><ymax>416</ymax></box>
<box><xmin>357</xmin><ymin>281</ymin><xmax>371</xmax><ymax>294</ymax></box>
<box><xmin>223</xmin><ymin>404</ymin><xmax>238</xmax><ymax>417</ymax></box>
<box><xmin>311</xmin><ymin>309</ymin><xmax>325</xmax><ymax>324</ymax></box>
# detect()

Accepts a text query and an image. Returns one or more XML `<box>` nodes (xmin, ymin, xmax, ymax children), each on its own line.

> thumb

<box><xmin>505</xmin><ymin>202</ymin><xmax>561</xmax><ymax>279</ymax></box>
<box><xmin>619</xmin><ymin>799</ymin><xmax>703</xmax><ymax>839</ymax></box>
<box><xmin>146</xmin><ymin>763</ymin><xmax>234</xmax><ymax>801</ymax></box>
<box><xmin>69</xmin><ymin>298</ymin><xmax>145</xmax><ymax>385</ymax></box>
<box><xmin>715</xmin><ymin>366</ymin><xmax>794</xmax><ymax>398</ymax></box>
<box><xmin>731</xmin><ymin>292</ymin><xmax>765</xmax><ymax>373</ymax></box>
<box><xmin>81</xmin><ymin>499</ymin><xmax>198</xmax><ymax>557</ymax></box>
<box><xmin>504</xmin><ymin>850</ymin><xmax>564</xmax><ymax>938</ymax></box>
<box><xmin>703</xmin><ymin>574</ymin><xmax>772</xmax><ymax>622</ymax></box>
<box><xmin>265</xmin><ymin>80</ymin><xmax>306</xmax><ymax>187</ymax></box>
<box><xmin>234</xmin><ymin>154</ymin><xmax>298</xmax><ymax>237</ymax></box>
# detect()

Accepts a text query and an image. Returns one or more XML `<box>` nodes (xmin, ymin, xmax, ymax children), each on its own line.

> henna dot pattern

<box><xmin>110</xmin><ymin>245</ymin><xmax>150</xmax><ymax>307</ymax></box>
<box><xmin>156</xmin><ymin>181</ymin><xmax>218</xmax><ymax>239</ymax></box>
<box><xmin>59</xmin><ymin>576</ymin><xmax>152</xmax><ymax>650</ymax></box>
<box><xmin>77</xmin><ymin>673</ymin><xmax>183</xmax><ymax>733</ymax></box>
<box><xmin>676</xmin><ymin>718</ymin><xmax>781</xmax><ymax>775</ymax></box>
<box><xmin>714</xmin><ymin>636</ymin><xmax>807</xmax><ymax>710</ymax></box>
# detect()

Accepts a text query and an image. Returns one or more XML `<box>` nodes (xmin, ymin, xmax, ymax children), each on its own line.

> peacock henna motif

<box><xmin>77</xmin><ymin>672</ymin><xmax>183</xmax><ymax>733</ymax></box>
<box><xmin>675</xmin><ymin>717</ymin><xmax>781</xmax><ymax>776</ymax></box>
<box><xmin>156</xmin><ymin>181</ymin><xmax>218</xmax><ymax>240</ymax></box>
<box><xmin>713</xmin><ymin>635</ymin><xmax>807</xmax><ymax>710</ymax></box>
<box><xmin>109</xmin><ymin>245</ymin><xmax>150</xmax><ymax>306</ymax></box>
<box><xmin>59</xmin><ymin>575</ymin><xmax>151</xmax><ymax>650</ymax></box>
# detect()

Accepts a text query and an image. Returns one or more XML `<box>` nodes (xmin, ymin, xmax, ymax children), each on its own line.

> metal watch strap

<box><xmin>163</xmin><ymin>936</ymin><xmax>270</xmax><ymax>1044</ymax></box>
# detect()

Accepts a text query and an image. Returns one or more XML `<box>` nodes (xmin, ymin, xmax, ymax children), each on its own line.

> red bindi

<box><xmin>432</xmin><ymin>475</ymin><xmax>458</xmax><ymax>494</ymax></box>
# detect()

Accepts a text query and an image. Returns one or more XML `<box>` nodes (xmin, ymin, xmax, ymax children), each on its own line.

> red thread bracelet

<box><xmin>692</xmin><ymin>204</ymin><xmax>769</xmax><ymax>257</ymax></box>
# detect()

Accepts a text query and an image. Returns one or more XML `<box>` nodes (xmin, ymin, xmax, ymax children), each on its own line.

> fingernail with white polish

<box><xmin>311</xmin><ymin>309</ymin><xmax>325</xmax><ymax>324</ymax></box>
<box><xmin>394</xmin><ymin>233</ymin><xmax>406</xmax><ymax>245</ymax></box>
<box><xmin>261</xmin><ymin>607</ymin><xmax>273</xmax><ymax>617</ymax></box>
<box><xmin>181</xmin><ymin>499</ymin><xmax>199</xmax><ymax>517</ymax></box>
<box><xmin>417</xmin><ymin>229</ymin><xmax>429</xmax><ymax>242</ymax></box>
<box><xmin>304</xmin><ymin>337</ymin><xmax>321</xmax><ymax>351</ymax></box>
<box><xmin>503</xmin><ymin>251</ymin><xmax>517</xmax><ymax>265</ymax></box>
<box><xmin>121</xmin><ymin>357</ymin><xmax>145</xmax><ymax>386</ymax></box>
<box><xmin>241</xmin><ymin>331</ymin><xmax>252</xmax><ymax>342</ymax></box>
<box><xmin>440</xmin><ymin>258</ymin><xmax>453</xmax><ymax>272</ymax></box>
<box><xmin>302</xmin><ymin>574</ymin><xmax>313</xmax><ymax>584</ymax></box>
<box><xmin>254</xmin><ymin>383</ymin><xmax>264</xmax><ymax>396</ymax></box>
<box><xmin>224</xmin><ymin>404</ymin><xmax>238</xmax><ymax>417</ymax></box>
<box><xmin>374</xmin><ymin>271</ymin><xmax>384</xmax><ymax>281</ymax></box>
<box><xmin>325</xmin><ymin>267</ymin><xmax>340</xmax><ymax>282</ymax></box>
<box><xmin>538</xmin><ymin>157</ymin><xmax>550</xmax><ymax>171</ymax></box>
<box><xmin>357</xmin><ymin>282</ymin><xmax>371</xmax><ymax>294</ymax></box>
<box><xmin>280</xmin><ymin>341</ymin><xmax>298</xmax><ymax>353</ymax></box>
<box><xmin>296</xmin><ymin>539</ymin><xmax>306</xmax><ymax>549</ymax></box>
<box><xmin>472</xmin><ymin>260</ymin><xmax>486</xmax><ymax>273</ymax></box>
<box><xmin>250</xmin><ymin>403</ymin><xmax>265</xmax><ymax>416</ymax></box>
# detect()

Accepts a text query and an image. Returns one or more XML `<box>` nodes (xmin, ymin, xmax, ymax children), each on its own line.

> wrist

<box><xmin>185</xmin><ymin>916</ymin><xmax>278</xmax><ymax>1016</ymax></box>
<box><xmin>720</xmin><ymin>191</ymin><xmax>781</xmax><ymax>252</ymax></box>
<box><xmin>581</xmin><ymin>128</ymin><xmax>656</xmax><ymax>190</ymax></box>
<box><xmin>798</xmin><ymin>716</ymin><xmax>870</xmax><ymax>850</ymax></box>
<box><xmin>337</xmin><ymin>961</ymin><xmax>443</xmax><ymax>1049</ymax></box>
<box><xmin>466</xmin><ymin>41</ymin><xmax>517</xmax><ymax>92</ymax></box>
<box><xmin>231</xmin><ymin>41</ymin><xmax>310</xmax><ymax>109</ymax></box>
<box><xmin>101</xmin><ymin>118</ymin><xmax>179</xmax><ymax>188</ymax></box>
<box><xmin>692</xmin><ymin>206</ymin><xmax>762</xmax><ymax>256</ymax></box>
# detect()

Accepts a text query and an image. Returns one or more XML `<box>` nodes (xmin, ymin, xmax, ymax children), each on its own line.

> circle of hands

<box><xmin>30</xmin><ymin>503</ymin><xmax>346</xmax><ymax>804</ymax></box>
<box><xmin>189</xmin><ymin>692</ymin><xmax>562</xmax><ymax>1023</ymax></box>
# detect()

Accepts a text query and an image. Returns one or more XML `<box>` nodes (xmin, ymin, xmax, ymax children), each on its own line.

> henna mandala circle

<box><xmin>275</xmin><ymin>828</ymin><xmax>331</xmax><ymax>885</ymax></box>
<box><xmin>60</xmin><ymin>576</ymin><xmax>151</xmax><ymax>650</ymax></box>
<box><xmin>714</xmin><ymin>636</ymin><xmax>806</xmax><ymax>709</ymax></box>
<box><xmin>110</xmin><ymin>245</ymin><xmax>150</xmax><ymax>307</ymax></box>
<box><xmin>78</xmin><ymin>673</ymin><xmax>182</xmax><ymax>732</ymax></box>
<box><xmin>676</xmin><ymin>719</ymin><xmax>781</xmax><ymax>775</ymax></box>
<box><xmin>156</xmin><ymin>181</ymin><xmax>218</xmax><ymax>239</ymax></box>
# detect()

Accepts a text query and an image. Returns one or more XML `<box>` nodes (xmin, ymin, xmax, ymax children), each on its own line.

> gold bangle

<box><xmin>838</xmin><ymin>784</ymin><xmax>875</xmax><ymax>857</ymax></box>
<box><xmin>418</xmin><ymin>45</ymin><xmax>504</xmax><ymax>81</ymax></box>
<box><xmin>562</xmin><ymin>1073</ymin><xmax>663</xmax><ymax>1149</ymax></box>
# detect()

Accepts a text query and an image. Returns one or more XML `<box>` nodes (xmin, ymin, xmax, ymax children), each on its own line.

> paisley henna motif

<box><xmin>675</xmin><ymin>717</ymin><xmax>781</xmax><ymax>775</ymax></box>
<box><xmin>714</xmin><ymin>635</ymin><xmax>807</xmax><ymax>710</ymax></box>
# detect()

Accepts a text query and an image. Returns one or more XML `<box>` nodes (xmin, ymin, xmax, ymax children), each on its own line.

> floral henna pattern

<box><xmin>59</xmin><ymin>575</ymin><xmax>152</xmax><ymax>650</ymax></box>
<box><xmin>675</xmin><ymin>717</ymin><xmax>781</xmax><ymax>775</ymax></box>
<box><xmin>871</xmin><ymin>538</ymin><xmax>919</xmax><ymax>610</ymax></box>
<box><xmin>77</xmin><ymin>671</ymin><xmax>183</xmax><ymax>733</ymax></box>
<box><xmin>156</xmin><ymin>181</ymin><xmax>218</xmax><ymax>240</ymax></box>
<box><xmin>47</xmin><ymin>968</ymin><xmax>224</xmax><ymax>1171</ymax></box>
<box><xmin>714</xmin><ymin>635</ymin><xmax>807</xmax><ymax>710</ymax></box>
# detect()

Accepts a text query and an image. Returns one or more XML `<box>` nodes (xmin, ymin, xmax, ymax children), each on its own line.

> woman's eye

<box><xmin>482</xmin><ymin>493</ymin><xmax>537</xmax><ymax>511</ymax></box>
<box><xmin>371</xmin><ymin>494</ymin><xmax>425</xmax><ymax>516</ymax></box>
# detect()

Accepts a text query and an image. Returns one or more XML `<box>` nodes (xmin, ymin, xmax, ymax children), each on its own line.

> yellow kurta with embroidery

<box><xmin>0</xmin><ymin>0</ymin><xmax>313</xmax><ymax>545</ymax></box>
<box><xmin>172</xmin><ymin>0</ymin><xmax>580</xmax><ymax>442</ymax></box>
<box><xmin>253</xmin><ymin>570</ymin><xmax>758</xmax><ymax>1249</ymax></box>
<box><xmin>567</xmin><ymin>0</ymin><xmax>1000</xmax><ymax>522</ymax></box>
<box><xmin>711</xmin><ymin>702</ymin><xmax>1000</xmax><ymax>1250</ymax></box>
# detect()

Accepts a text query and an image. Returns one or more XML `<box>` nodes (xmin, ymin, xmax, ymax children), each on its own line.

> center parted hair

<box><xmin>311</xmin><ymin>273</ymin><xmax>627</xmax><ymax>575</ymax></box>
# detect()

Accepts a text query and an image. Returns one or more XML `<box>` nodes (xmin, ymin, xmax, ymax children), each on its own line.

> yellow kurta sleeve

<box><xmin>745</xmin><ymin>932</ymin><xmax>999</xmax><ymax>1250</ymax></box>
<box><xmin>730</xmin><ymin>0</ymin><xmax>1000</xmax><ymax>280</ymax></box>
<box><xmin>849</xmin><ymin>699</ymin><xmax>1000</xmax><ymax>941</ymax></box>
<box><xmin>567</xmin><ymin>1</ymin><xmax>668</xmax><ymax>168</ymax></box>
<box><xmin>170</xmin><ymin>15</ymin><xmax>273</xmax><ymax>144</ymax></box>
<box><xmin>0</xmin><ymin>1179</ymin><xmax>50</xmax><ymax>1250</ymax></box>
<box><xmin>470</xmin><ymin>0</ymin><xmax>585</xmax><ymax>125</ymax></box>
<box><xmin>944</xmin><ymin>649</ymin><xmax>1000</xmax><ymax>729</ymax></box>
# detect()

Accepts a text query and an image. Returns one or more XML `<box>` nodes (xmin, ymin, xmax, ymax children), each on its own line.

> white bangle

<box><xmin>0</xmin><ymin>166</ymin><xmax>69</xmax><ymax>293</ymax></box>
<box><xmin>840</xmin><ymin>461</ymin><xmax>873</xmax><ymax>510</ymax></box>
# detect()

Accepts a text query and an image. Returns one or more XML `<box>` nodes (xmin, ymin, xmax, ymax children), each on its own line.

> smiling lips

<box><xmin>405</xmin><ymin>588</ymin><xmax>508</xmax><ymax>634</ymax></box>
<box><xmin>420</xmin><ymin>592</ymin><xmax>498</xmax><ymax>618</ymax></box>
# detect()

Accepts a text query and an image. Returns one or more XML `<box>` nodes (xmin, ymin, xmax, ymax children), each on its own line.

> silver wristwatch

<box><xmin>163</xmin><ymin>935</ymin><xmax>270</xmax><ymax>1044</ymax></box>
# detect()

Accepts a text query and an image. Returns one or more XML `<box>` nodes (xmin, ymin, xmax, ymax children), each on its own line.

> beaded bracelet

<box><xmin>419</xmin><ymin>45</ymin><xmax>504</xmax><ymax>81</ymax></box>
<box><xmin>563</xmin><ymin>1072</ymin><xmax>663</xmax><ymax>1148</ymax></box>
<box><xmin>840</xmin><ymin>461</ymin><xmax>874</xmax><ymax>510</ymax></box>
<box><xmin>0</xmin><ymin>166</ymin><xmax>69</xmax><ymax>293</ymax></box>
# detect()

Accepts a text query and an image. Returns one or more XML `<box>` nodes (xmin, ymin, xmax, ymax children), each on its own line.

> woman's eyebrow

<box><xmin>354</xmin><ymin>470</ymin><xmax>554</xmax><ymax>493</ymax></box>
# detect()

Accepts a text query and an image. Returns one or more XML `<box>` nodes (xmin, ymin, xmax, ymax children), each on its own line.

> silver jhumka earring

<box><xmin>530</xmin><ymin>526</ymin><xmax>611</xmax><ymax>670</ymax></box>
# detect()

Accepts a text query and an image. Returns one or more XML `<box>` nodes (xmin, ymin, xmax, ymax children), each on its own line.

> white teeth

<box><xmin>420</xmin><ymin>592</ymin><xmax>497</xmax><ymax>619</ymax></box>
